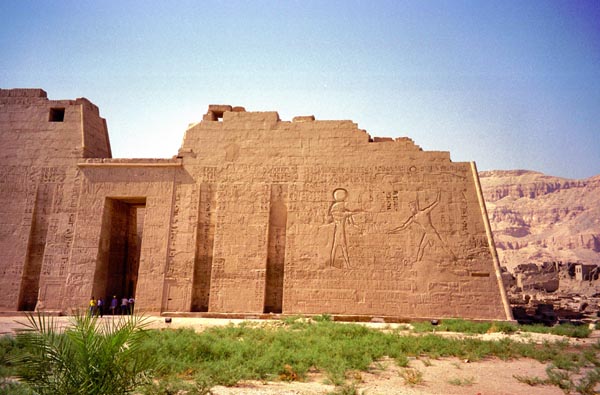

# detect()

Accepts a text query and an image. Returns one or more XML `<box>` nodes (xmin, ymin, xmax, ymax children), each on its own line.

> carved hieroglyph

<box><xmin>0</xmin><ymin>91</ymin><xmax>512</xmax><ymax>320</ymax></box>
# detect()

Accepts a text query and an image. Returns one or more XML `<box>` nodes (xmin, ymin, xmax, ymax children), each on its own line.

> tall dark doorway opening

<box><xmin>18</xmin><ymin>185</ymin><xmax>50</xmax><ymax>311</ymax></box>
<box><xmin>191</xmin><ymin>183</ymin><xmax>216</xmax><ymax>312</ymax></box>
<box><xmin>93</xmin><ymin>198</ymin><xmax>145</xmax><ymax>307</ymax></box>
<box><xmin>264</xmin><ymin>184</ymin><xmax>288</xmax><ymax>314</ymax></box>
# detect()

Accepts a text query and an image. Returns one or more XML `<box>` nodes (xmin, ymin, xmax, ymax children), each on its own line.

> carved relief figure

<box><xmin>328</xmin><ymin>188</ymin><xmax>357</xmax><ymax>269</ymax></box>
<box><xmin>388</xmin><ymin>191</ymin><xmax>454</xmax><ymax>262</ymax></box>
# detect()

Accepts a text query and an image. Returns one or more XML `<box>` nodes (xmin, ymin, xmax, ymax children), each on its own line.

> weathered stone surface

<box><xmin>480</xmin><ymin>170</ymin><xmax>600</xmax><ymax>271</ymax></box>
<box><xmin>0</xmin><ymin>89</ymin><xmax>511</xmax><ymax>320</ymax></box>
<box><xmin>480</xmin><ymin>170</ymin><xmax>600</xmax><ymax>322</ymax></box>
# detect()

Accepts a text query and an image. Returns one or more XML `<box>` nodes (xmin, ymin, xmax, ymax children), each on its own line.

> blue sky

<box><xmin>1</xmin><ymin>0</ymin><xmax>599</xmax><ymax>179</ymax></box>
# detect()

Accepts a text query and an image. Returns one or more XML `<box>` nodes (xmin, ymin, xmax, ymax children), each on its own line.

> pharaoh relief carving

<box><xmin>388</xmin><ymin>191</ymin><xmax>455</xmax><ymax>263</ymax></box>
<box><xmin>327</xmin><ymin>188</ymin><xmax>362</xmax><ymax>269</ymax></box>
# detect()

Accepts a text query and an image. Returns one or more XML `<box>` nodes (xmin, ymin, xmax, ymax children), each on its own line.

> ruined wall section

<box><xmin>0</xmin><ymin>89</ymin><xmax>110</xmax><ymax>311</ymax></box>
<box><xmin>177</xmin><ymin>109</ymin><xmax>510</xmax><ymax>320</ymax></box>
<box><xmin>80</xmin><ymin>98</ymin><xmax>112</xmax><ymax>158</ymax></box>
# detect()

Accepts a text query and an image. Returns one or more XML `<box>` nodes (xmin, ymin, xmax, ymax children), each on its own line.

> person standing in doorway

<box><xmin>88</xmin><ymin>297</ymin><xmax>96</xmax><ymax>317</ymax></box>
<box><xmin>110</xmin><ymin>296</ymin><xmax>118</xmax><ymax>315</ymax></box>
<box><xmin>120</xmin><ymin>297</ymin><xmax>128</xmax><ymax>315</ymax></box>
<box><xmin>96</xmin><ymin>297</ymin><xmax>104</xmax><ymax>317</ymax></box>
<box><xmin>128</xmin><ymin>296</ymin><xmax>135</xmax><ymax>315</ymax></box>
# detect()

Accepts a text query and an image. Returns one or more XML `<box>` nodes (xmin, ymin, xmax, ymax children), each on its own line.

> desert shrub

<box><xmin>399</xmin><ymin>367</ymin><xmax>423</xmax><ymax>385</ymax></box>
<box><xmin>11</xmin><ymin>313</ymin><xmax>154</xmax><ymax>395</ymax></box>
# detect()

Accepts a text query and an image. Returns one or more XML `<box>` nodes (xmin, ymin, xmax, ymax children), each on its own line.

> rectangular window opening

<box><xmin>49</xmin><ymin>108</ymin><xmax>65</xmax><ymax>122</ymax></box>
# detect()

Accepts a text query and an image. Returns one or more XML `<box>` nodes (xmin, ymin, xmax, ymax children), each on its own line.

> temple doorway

<box><xmin>92</xmin><ymin>198</ymin><xmax>145</xmax><ymax>308</ymax></box>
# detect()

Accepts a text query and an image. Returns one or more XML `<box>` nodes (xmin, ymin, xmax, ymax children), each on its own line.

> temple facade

<box><xmin>0</xmin><ymin>89</ymin><xmax>512</xmax><ymax>320</ymax></box>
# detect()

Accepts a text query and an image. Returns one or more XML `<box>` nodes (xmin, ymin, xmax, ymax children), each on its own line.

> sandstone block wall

<box><xmin>0</xmin><ymin>89</ymin><xmax>111</xmax><ymax>311</ymax></box>
<box><xmin>0</xmin><ymin>89</ymin><xmax>512</xmax><ymax>320</ymax></box>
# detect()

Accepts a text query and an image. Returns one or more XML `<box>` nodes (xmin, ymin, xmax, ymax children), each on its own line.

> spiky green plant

<box><xmin>12</xmin><ymin>312</ymin><xmax>153</xmax><ymax>395</ymax></box>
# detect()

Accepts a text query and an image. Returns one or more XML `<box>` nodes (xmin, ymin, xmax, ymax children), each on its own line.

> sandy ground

<box><xmin>1</xmin><ymin>315</ymin><xmax>598</xmax><ymax>395</ymax></box>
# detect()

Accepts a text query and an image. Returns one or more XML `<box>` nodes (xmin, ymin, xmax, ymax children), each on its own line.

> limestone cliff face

<box><xmin>479</xmin><ymin>170</ymin><xmax>600</xmax><ymax>272</ymax></box>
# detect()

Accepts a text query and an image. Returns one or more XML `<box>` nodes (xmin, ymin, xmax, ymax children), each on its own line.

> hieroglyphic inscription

<box><xmin>384</xmin><ymin>191</ymin><xmax>399</xmax><ymax>211</ymax></box>
<box><xmin>17</xmin><ymin>165</ymin><xmax>77</xmax><ymax>309</ymax></box>
<box><xmin>208</xmin><ymin>183</ymin><xmax>270</xmax><ymax>312</ymax></box>
<box><xmin>215</xmin><ymin>164</ymin><xmax>470</xmax><ymax>186</ymax></box>
<box><xmin>221</xmin><ymin>165</ymin><xmax>299</xmax><ymax>183</ymax></box>
<box><xmin>166</xmin><ymin>183</ymin><xmax>199</xmax><ymax>278</ymax></box>
<box><xmin>288</xmin><ymin>184</ymin><xmax>330</xmax><ymax>213</ymax></box>
<box><xmin>304</xmin><ymin>166</ymin><xmax>370</xmax><ymax>184</ymax></box>
<box><xmin>201</xmin><ymin>167</ymin><xmax>218</xmax><ymax>182</ymax></box>
<box><xmin>459</xmin><ymin>189</ymin><xmax>469</xmax><ymax>235</ymax></box>
<box><xmin>39</xmin><ymin>169</ymin><xmax>81</xmax><ymax>282</ymax></box>
<box><xmin>39</xmin><ymin>167</ymin><xmax>66</xmax><ymax>183</ymax></box>
<box><xmin>267</xmin><ymin>166</ymin><xmax>298</xmax><ymax>182</ymax></box>
<box><xmin>0</xmin><ymin>166</ymin><xmax>28</xmax><ymax>193</ymax></box>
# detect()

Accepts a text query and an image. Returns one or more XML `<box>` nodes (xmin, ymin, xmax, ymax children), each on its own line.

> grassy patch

<box><xmin>327</xmin><ymin>383</ymin><xmax>362</xmax><ymax>395</ymax></box>
<box><xmin>520</xmin><ymin>323</ymin><xmax>592</xmax><ymax>338</ymax></box>
<box><xmin>513</xmin><ymin>374</ymin><xmax>549</xmax><ymax>386</ymax></box>
<box><xmin>1</xmin><ymin>316</ymin><xmax>598</xmax><ymax>394</ymax></box>
<box><xmin>411</xmin><ymin>318</ymin><xmax>494</xmax><ymax>334</ymax></box>
<box><xmin>412</xmin><ymin>318</ymin><xmax>591</xmax><ymax>338</ymax></box>
<box><xmin>448</xmin><ymin>376</ymin><xmax>476</xmax><ymax>386</ymax></box>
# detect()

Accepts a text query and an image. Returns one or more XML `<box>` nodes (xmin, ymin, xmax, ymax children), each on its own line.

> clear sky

<box><xmin>1</xmin><ymin>0</ymin><xmax>599</xmax><ymax>179</ymax></box>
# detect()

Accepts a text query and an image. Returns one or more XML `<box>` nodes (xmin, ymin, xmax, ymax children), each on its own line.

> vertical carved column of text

<box><xmin>207</xmin><ymin>183</ymin><xmax>228</xmax><ymax>312</ymax></box>
<box><xmin>131</xmin><ymin>177</ymin><xmax>177</xmax><ymax>313</ymax></box>
<box><xmin>208</xmin><ymin>183</ymin><xmax>270</xmax><ymax>313</ymax></box>
<box><xmin>65</xmin><ymin>176</ymin><xmax>105</xmax><ymax>313</ymax></box>
<box><xmin>38</xmin><ymin>168</ymin><xmax>82</xmax><ymax>312</ymax></box>
<box><xmin>162</xmin><ymin>181</ymin><xmax>198</xmax><ymax>312</ymax></box>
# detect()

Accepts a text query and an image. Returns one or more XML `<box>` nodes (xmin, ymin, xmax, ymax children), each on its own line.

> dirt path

<box><xmin>207</xmin><ymin>356</ymin><xmax>571</xmax><ymax>395</ymax></box>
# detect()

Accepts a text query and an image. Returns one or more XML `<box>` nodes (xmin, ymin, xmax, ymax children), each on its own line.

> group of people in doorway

<box><xmin>88</xmin><ymin>296</ymin><xmax>135</xmax><ymax>317</ymax></box>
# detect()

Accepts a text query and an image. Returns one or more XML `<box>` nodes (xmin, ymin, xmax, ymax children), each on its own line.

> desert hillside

<box><xmin>479</xmin><ymin>170</ymin><xmax>600</xmax><ymax>272</ymax></box>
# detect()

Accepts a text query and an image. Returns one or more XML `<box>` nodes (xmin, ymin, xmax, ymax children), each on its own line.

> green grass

<box><xmin>133</xmin><ymin>319</ymin><xmax>597</xmax><ymax>389</ymax></box>
<box><xmin>411</xmin><ymin>318</ymin><xmax>591</xmax><ymax>338</ymax></box>
<box><xmin>412</xmin><ymin>318</ymin><xmax>496</xmax><ymax>334</ymax></box>
<box><xmin>448</xmin><ymin>376</ymin><xmax>476</xmax><ymax>386</ymax></box>
<box><xmin>520</xmin><ymin>323</ymin><xmax>592</xmax><ymax>338</ymax></box>
<box><xmin>1</xmin><ymin>316</ymin><xmax>598</xmax><ymax>394</ymax></box>
<box><xmin>513</xmin><ymin>374</ymin><xmax>549</xmax><ymax>386</ymax></box>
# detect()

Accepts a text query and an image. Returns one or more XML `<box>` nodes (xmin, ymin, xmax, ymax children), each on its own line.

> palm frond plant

<box><xmin>12</xmin><ymin>312</ymin><xmax>154</xmax><ymax>395</ymax></box>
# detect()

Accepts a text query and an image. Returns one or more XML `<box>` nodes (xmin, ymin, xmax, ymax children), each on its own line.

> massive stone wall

<box><xmin>0</xmin><ymin>91</ymin><xmax>512</xmax><ymax>320</ymax></box>
<box><xmin>0</xmin><ymin>89</ymin><xmax>111</xmax><ymax>311</ymax></box>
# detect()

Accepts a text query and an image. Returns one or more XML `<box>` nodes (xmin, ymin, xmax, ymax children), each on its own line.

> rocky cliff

<box><xmin>479</xmin><ymin>170</ymin><xmax>600</xmax><ymax>322</ymax></box>
<box><xmin>480</xmin><ymin>170</ymin><xmax>600</xmax><ymax>272</ymax></box>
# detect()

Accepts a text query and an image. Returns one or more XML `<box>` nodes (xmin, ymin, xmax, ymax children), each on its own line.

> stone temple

<box><xmin>0</xmin><ymin>88</ymin><xmax>512</xmax><ymax>321</ymax></box>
